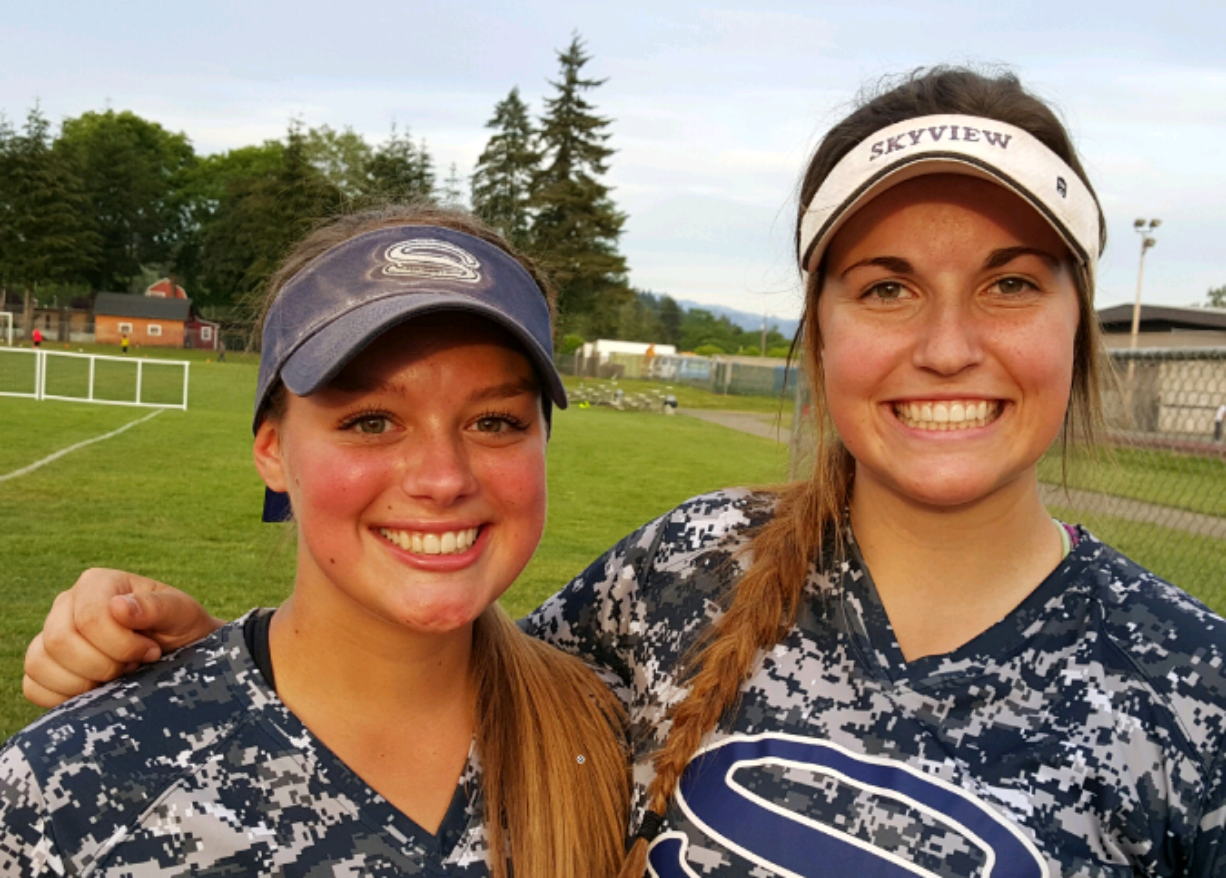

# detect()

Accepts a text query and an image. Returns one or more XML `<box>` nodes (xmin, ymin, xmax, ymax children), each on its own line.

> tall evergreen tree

<box><xmin>365</xmin><ymin>125</ymin><xmax>435</xmax><ymax>201</ymax></box>
<box><xmin>0</xmin><ymin>106</ymin><xmax>99</xmax><ymax>296</ymax></box>
<box><xmin>440</xmin><ymin>162</ymin><xmax>466</xmax><ymax>207</ymax></box>
<box><xmin>530</xmin><ymin>35</ymin><xmax>630</xmax><ymax>335</ymax></box>
<box><xmin>471</xmin><ymin>87</ymin><xmax>538</xmax><ymax>248</ymax></box>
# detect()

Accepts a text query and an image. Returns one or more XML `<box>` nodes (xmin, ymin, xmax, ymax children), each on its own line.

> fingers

<box><xmin>22</xmin><ymin>633</ymin><xmax>138</xmax><ymax>708</ymax></box>
<box><xmin>56</xmin><ymin>573</ymin><xmax>167</xmax><ymax>666</ymax></box>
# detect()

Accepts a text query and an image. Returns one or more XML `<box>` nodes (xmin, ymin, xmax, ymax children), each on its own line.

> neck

<box><xmin>850</xmin><ymin>471</ymin><xmax>1064</xmax><ymax>661</ymax></box>
<box><xmin>269</xmin><ymin>591</ymin><xmax>476</xmax><ymax>721</ymax></box>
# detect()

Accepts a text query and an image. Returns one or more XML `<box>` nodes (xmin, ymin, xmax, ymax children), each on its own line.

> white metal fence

<box><xmin>0</xmin><ymin>348</ymin><xmax>190</xmax><ymax>410</ymax></box>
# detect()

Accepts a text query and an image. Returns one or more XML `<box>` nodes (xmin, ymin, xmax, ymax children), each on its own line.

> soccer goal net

<box><xmin>0</xmin><ymin>312</ymin><xmax>12</xmax><ymax>346</ymax></box>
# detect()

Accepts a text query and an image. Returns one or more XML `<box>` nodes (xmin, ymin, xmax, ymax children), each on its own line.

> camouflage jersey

<box><xmin>524</xmin><ymin>489</ymin><xmax>1226</xmax><ymax>878</ymax></box>
<box><xmin>0</xmin><ymin>610</ymin><xmax>492</xmax><ymax>877</ymax></box>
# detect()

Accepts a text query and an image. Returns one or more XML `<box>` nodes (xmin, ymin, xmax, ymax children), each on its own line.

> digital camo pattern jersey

<box><xmin>0</xmin><ymin>611</ymin><xmax>492</xmax><ymax>877</ymax></box>
<box><xmin>525</xmin><ymin>489</ymin><xmax>1226</xmax><ymax>877</ymax></box>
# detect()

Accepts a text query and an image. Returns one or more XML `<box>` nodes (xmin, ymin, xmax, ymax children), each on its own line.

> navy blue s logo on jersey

<box><xmin>648</xmin><ymin>733</ymin><xmax>1049</xmax><ymax>878</ymax></box>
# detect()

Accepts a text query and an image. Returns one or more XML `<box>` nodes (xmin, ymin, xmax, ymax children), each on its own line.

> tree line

<box><xmin>0</xmin><ymin>35</ymin><xmax>790</xmax><ymax>355</ymax></box>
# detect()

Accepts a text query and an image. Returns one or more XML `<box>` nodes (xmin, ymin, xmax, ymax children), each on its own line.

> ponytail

<box><xmin>472</xmin><ymin>603</ymin><xmax>630</xmax><ymax>878</ymax></box>
<box><xmin>616</xmin><ymin>467</ymin><xmax>848</xmax><ymax>877</ymax></box>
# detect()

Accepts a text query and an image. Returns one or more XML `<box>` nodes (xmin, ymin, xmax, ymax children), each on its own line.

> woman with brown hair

<box><xmin>23</xmin><ymin>68</ymin><xmax>1226</xmax><ymax>876</ymax></box>
<box><xmin>2</xmin><ymin>204</ymin><xmax>629</xmax><ymax>877</ymax></box>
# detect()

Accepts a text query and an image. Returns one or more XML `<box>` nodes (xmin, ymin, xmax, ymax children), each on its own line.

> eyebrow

<box><xmin>982</xmin><ymin>246</ymin><xmax>1062</xmax><ymax>270</ymax></box>
<box><xmin>838</xmin><ymin>256</ymin><xmax>913</xmax><ymax>279</ymax></box>
<box><xmin>837</xmin><ymin>246</ymin><xmax>1062</xmax><ymax>279</ymax></box>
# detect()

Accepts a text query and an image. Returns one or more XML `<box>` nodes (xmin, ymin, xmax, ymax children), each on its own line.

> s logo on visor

<box><xmin>649</xmin><ymin>733</ymin><xmax>1049</xmax><ymax>878</ymax></box>
<box><xmin>383</xmin><ymin>240</ymin><xmax>482</xmax><ymax>283</ymax></box>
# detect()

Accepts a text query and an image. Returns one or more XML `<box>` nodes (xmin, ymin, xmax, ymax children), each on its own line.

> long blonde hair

<box><xmin>619</xmin><ymin>66</ymin><xmax>1110</xmax><ymax>877</ymax></box>
<box><xmin>265</xmin><ymin>203</ymin><xmax>631</xmax><ymax>878</ymax></box>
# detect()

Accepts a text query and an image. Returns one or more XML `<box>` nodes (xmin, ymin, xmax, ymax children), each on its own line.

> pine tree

<box><xmin>0</xmin><ymin>106</ymin><xmax>99</xmax><ymax>294</ymax></box>
<box><xmin>471</xmin><ymin>87</ymin><xmax>538</xmax><ymax>248</ymax></box>
<box><xmin>440</xmin><ymin>162</ymin><xmax>466</xmax><ymax>207</ymax></box>
<box><xmin>530</xmin><ymin>35</ymin><xmax>630</xmax><ymax>336</ymax></box>
<box><xmin>365</xmin><ymin>125</ymin><xmax>435</xmax><ymax>202</ymax></box>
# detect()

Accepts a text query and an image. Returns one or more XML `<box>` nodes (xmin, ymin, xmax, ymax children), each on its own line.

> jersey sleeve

<box><xmin>522</xmin><ymin>511</ymin><xmax>672</xmax><ymax>710</ymax></box>
<box><xmin>0</xmin><ymin>743</ymin><xmax>64</xmax><ymax>877</ymax></box>
<box><xmin>522</xmin><ymin>488</ymin><xmax>769</xmax><ymax>739</ymax></box>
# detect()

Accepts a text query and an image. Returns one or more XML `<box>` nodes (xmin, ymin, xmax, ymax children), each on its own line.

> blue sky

<box><xmin>4</xmin><ymin>0</ymin><xmax>1223</xmax><ymax>323</ymax></box>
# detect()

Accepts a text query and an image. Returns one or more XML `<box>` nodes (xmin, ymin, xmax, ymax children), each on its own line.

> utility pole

<box><xmin>1126</xmin><ymin>218</ymin><xmax>1160</xmax><ymax>393</ymax></box>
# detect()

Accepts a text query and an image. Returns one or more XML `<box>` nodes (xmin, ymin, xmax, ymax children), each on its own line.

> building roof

<box><xmin>94</xmin><ymin>293</ymin><xmax>192</xmax><ymax>321</ymax></box>
<box><xmin>1097</xmin><ymin>303</ymin><xmax>1226</xmax><ymax>333</ymax></box>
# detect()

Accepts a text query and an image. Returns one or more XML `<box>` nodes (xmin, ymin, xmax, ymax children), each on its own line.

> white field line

<box><xmin>0</xmin><ymin>410</ymin><xmax>164</xmax><ymax>484</ymax></box>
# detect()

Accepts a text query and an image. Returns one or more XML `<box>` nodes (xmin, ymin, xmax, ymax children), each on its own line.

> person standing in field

<box><xmin>2</xmin><ymin>204</ymin><xmax>629</xmax><ymax>877</ymax></box>
<box><xmin>121</xmin><ymin>332</ymin><xmax>130</xmax><ymax>354</ymax></box>
<box><xmin>30</xmin><ymin>327</ymin><xmax>41</xmax><ymax>348</ymax></box>
<box><xmin>22</xmin><ymin>68</ymin><xmax>1226</xmax><ymax>877</ymax></box>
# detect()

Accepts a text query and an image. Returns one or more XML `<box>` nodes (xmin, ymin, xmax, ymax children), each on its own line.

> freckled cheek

<box><xmin>292</xmin><ymin>448</ymin><xmax>395</xmax><ymax>514</ymax></box>
<box><xmin>480</xmin><ymin>450</ymin><xmax>548</xmax><ymax>530</ymax></box>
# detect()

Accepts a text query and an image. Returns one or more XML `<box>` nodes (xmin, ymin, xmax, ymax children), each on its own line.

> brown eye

<box><xmin>354</xmin><ymin>416</ymin><xmax>391</xmax><ymax>435</ymax></box>
<box><xmin>995</xmin><ymin>276</ymin><xmax>1035</xmax><ymax>295</ymax></box>
<box><xmin>867</xmin><ymin>282</ymin><xmax>906</xmax><ymax>301</ymax></box>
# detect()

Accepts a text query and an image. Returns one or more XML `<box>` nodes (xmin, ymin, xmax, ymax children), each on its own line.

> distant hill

<box><xmin>676</xmin><ymin>299</ymin><xmax>800</xmax><ymax>340</ymax></box>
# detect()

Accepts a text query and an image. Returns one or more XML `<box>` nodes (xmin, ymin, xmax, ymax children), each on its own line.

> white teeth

<box><xmin>379</xmin><ymin>527</ymin><xmax>480</xmax><ymax>555</ymax></box>
<box><xmin>894</xmin><ymin>399</ymin><xmax>1000</xmax><ymax>431</ymax></box>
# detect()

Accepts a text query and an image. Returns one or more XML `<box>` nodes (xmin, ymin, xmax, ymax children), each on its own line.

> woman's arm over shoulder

<box><xmin>522</xmin><ymin>488</ymin><xmax>776</xmax><ymax>702</ymax></box>
<box><xmin>23</xmin><ymin>569</ymin><xmax>225</xmax><ymax>708</ymax></box>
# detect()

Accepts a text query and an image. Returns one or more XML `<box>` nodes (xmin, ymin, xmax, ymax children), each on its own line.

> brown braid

<box><xmin>616</xmin><ymin>65</ymin><xmax>1109</xmax><ymax>877</ymax></box>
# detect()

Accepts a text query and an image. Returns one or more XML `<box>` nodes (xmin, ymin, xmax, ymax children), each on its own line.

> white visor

<box><xmin>798</xmin><ymin>114</ymin><xmax>1102</xmax><ymax>277</ymax></box>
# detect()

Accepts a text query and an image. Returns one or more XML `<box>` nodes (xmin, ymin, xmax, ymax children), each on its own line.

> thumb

<box><xmin>109</xmin><ymin>590</ymin><xmax>221</xmax><ymax>653</ymax></box>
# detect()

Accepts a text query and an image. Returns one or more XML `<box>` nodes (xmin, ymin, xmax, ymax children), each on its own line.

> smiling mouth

<box><xmin>893</xmin><ymin>399</ymin><xmax>1002</xmax><ymax>431</ymax></box>
<box><xmin>378</xmin><ymin>526</ymin><xmax>480</xmax><ymax>555</ymax></box>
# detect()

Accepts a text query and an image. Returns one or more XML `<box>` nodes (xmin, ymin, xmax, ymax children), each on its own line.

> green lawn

<box><xmin>0</xmin><ymin>359</ymin><xmax>788</xmax><ymax>739</ymax></box>
<box><xmin>562</xmin><ymin>374</ymin><xmax>792</xmax><ymax>415</ymax></box>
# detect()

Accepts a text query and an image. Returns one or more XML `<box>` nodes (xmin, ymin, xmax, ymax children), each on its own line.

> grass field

<box><xmin>0</xmin><ymin>353</ymin><xmax>789</xmax><ymax>738</ymax></box>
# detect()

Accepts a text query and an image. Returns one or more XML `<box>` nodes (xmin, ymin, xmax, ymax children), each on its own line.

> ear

<box><xmin>252</xmin><ymin>419</ymin><xmax>289</xmax><ymax>493</ymax></box>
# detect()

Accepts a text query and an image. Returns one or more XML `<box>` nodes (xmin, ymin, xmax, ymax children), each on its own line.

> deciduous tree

<box><xmin>54</xmin><ymin>110</ymin><xmax>195</xmax><ymax>292</ymax></box>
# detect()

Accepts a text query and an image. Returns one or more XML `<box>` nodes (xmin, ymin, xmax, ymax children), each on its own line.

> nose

<box><xmin>911</xmin><ymin>296</ymin><xmax>984</xmax><ymax>376</ymax></box>
<box><xmin>400</xmin><ymin>431</ymin><xmax>480</xmax><ymax>506</ymax></box>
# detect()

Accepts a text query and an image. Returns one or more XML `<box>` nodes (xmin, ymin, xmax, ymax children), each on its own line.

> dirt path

<box><xmin>678</xmin><ymin>408</ymin><xmax>791</xmax><ymax>444</ymax></box>
<box><xmin>1039</xmin><ymin>484</ymin><xmax>1226</xmax><ymax>540</ymax></box>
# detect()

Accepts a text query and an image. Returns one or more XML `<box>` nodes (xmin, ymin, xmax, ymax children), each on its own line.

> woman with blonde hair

<box><xmin>23</xmin><ymin>68</ymin><xmax>1226</xmax><ymax>876</ymax></box>
<box><xmin>3</xmin><ymin>204</ymin><xmax>629</xmax><ymax>877</ymax></box>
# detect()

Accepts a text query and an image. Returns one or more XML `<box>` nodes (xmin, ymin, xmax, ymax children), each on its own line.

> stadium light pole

<box><xmin>1127</xmin><ymin>218</ymin><xmax>1160</xmax><ymax>391</ymax></box>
